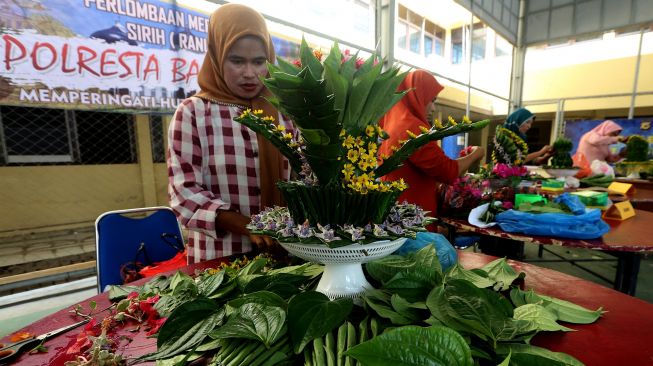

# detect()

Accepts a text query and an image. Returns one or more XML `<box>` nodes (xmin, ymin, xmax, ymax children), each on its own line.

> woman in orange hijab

<box><xmin>378</xmin><ymin>70</ymin><xmax>484</xmax><ymax>222</ymax></box>
<box><xmin>167</xmin><ymin>4</ymin><xmax>291</xmax><ymax>262</ymax></box>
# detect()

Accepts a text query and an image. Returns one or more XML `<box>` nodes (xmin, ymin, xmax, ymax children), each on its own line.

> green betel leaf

<box><xmin>210</xmin><ymin>303</ymin><xmax>286</xmax><ymax>348</ymax></box>
<box><xmin>323</xmin><ymin>63</ymin><xmax>349</xmax><ymax>121</ymax></box>
<box><xmin>300</xmin><ymin>36</ymin><xmax>323</xmax><ymax>79</ymax></box>
<box><xmin>276</xmin><ymin>56</ymin><xmax>301</xmax><ymax>74</ymax></box>
<box><xmin>496</xmin><ymin>343</ymin><xmax>584</xmax><ymax>366</ymax></box>
<box><xmin>390</xmin><ymin>294</ymin><xmax>427</xmax><ymax>322</ymax></box>
<box><xmin>197</xmin><ymin>270</ymin><xmax>226</xmax><ymax>297</ymax></box>
<box><xmin>480</xmin><ymin>257</ymin><xmax>523</xmax><ymax>291</ymax></box>
<box><xmin>226</xmin><ymin>290</ymin><xmax>287</xmax><ymax>311</ymax></box>
<box><xmin>384</xmin><ymin>271</ymin><xmax>436</xmax><ymax>303</ymax></box>
<box><xmin>345</xmin><ymin>325</ymin><xmax>474</xmax><ymax>366</ymax></box>
<box><xmin>446</xmin><ymin>263</ymin><xmax>495</xmax><ymax>288</ymax></box>
<box><xmin>298</xmin><ymin>127</ymin><xmax>331</xmax><ymax>145</ymax></box>
<box><xmin>343</xmin><ymin>63</ymin><xmax>383</xmax><ymax>133</ymax></box>
<box><xmin>287</xmin><ymin>291</ymin><xmax>353</xmax><ymax>354</ymax></box>
<box><xmin>511</xmin><ymin>288</ymin><xmax>604</xmax><ymax>324</ymax></box>
<box><xmin>139</xmin><ymin>298</ymin><xmax>224</xmax><ymax>361</ymax></box>
<box><xmin>243</xmin><ymin>273</ymin><xmax>309</xmax><ymax>299</ymax></box>
<box><xmin>426</xmin><ymin>280</ymin><xmax>533</xmax><ymax>345</ymax></box>
<box><xmin>363</xmin><ymin>289</ymin><xmax>415</xmax><ymax>325</ymax></box>
<box><xmin>365</xmin><ymin>254</ymin><xmax>416</xmax><ymax>284</ymax></box>
<box><xmin>513</xmin><ymin>304</ymin><xmax>575</xmax><ymax>332</ymax></box>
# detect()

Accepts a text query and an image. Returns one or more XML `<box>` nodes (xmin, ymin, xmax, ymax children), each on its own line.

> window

<box><xmin>408</xmin><ymin>24</ymin><xmax>420</xmax><ymax>53</ymax></box>
<box><xmin>150</xmin><ymin>115</ymin><xmax>167</xmax><ymax>163</ymax></box>
<box><xmin>396</xmin><ymin>21</ymin><xmax>408</xmax><ymax>50</ymax></box>
<box><xmin>495</xmin><ymin>34</ymin><xmax>512</xmax><ymax>57</ymax></box>
<box><xmin>0</xmin><ymin>106</ymin><xmax>154</xmax><ymax>166</ymax></box>
<box><xmin>471</xmin><ymin>23</ymin><xmax>486</xmax><ymax>60</ymax></box>
<box><xmin>424</xmin><ymin>35</ymin><xmax>434</xmax><ymax>55</ymax></box>
<box><xmin>425</xmin><ymin>20</ymin><xmax>445</xmax><ymax>56</ymax></box>
<box><xmin>0</xmin><ymin>106</ymin><xmax>75</xmax><ymax>164</ymax></box>
<box><xmin>75</xmin><ymin>110</ymin><xmax>136</xmax><ymax>164</ymax></box>
<box><xmin>451</xmin><ymin>27</ymin><xmax>464</xmax><ymax>64</ymax></box>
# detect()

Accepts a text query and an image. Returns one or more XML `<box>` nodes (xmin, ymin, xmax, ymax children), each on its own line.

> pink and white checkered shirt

<box><xmin>167</xmin><ymin>97</ymin><xmax>292</xmax><ymax>263</ymax></box>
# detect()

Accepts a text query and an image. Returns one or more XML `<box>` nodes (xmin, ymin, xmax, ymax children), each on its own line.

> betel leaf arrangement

<box><xmin>549</xmin><ymin>137</ymin><xmax>574</xmax><ymax>168</ymax></box>
<box><xmin>625</xmin><ymin>134</ymin><xmax>649</xmax><ymax>162</ymax></box>
<box><xmin>235</xmin><ymin>38</ymin><xmax>489</xmax><ymax>247</ymax></box>
<box><xmin>122</xmin><ymin>245</ymin><xmax>603</xmax><ymax>365</ymax></box>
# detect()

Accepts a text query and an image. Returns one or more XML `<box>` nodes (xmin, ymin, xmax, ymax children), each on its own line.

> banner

<box><xmin>0</xmin><ymin>0</ymin><xmax>212</xmax><ymax>111</ymax></box>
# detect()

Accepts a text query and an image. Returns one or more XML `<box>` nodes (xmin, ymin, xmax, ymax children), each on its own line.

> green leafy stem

<box><xmin>233</xmin><ymin>113</ymin><xmax>304</xmax><ymax>174</ymax></box>
<box><xmin>375</xmin><ymin>119</ymin><xmax>490</xmax><ymax>177</ymax></box>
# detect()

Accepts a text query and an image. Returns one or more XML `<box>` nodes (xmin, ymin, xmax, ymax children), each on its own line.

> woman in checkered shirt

<box><xmin>167</xmin><ymin>4</ymin><xmax>293</xmax><ymax>263</ymax></box>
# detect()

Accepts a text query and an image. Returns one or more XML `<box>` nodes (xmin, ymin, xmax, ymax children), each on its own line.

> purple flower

<box><xmin>386</xmin><ymin>225</ymin><xmax>404</xmax><ymax>235</ymax></box>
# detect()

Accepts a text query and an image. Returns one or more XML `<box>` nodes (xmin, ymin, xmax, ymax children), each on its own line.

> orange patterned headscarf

<box><xmin>195</xmin><ymin>3</ymin><xmax>285</xmax><ymax>209</ymax></box>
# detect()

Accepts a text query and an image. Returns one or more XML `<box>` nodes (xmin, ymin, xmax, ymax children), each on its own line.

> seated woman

<box><xmin>573</xmin><ymin>120</ymin><xmax>626</xmax><ymax>166</ymax></box>
<box><xmin>378</xmin><ymin>70</ymin><xmax>484</xmax><ymax>229</ymax></box>
<box><xmin>503</xmin><ymin>108</ymin><xmax>553</xmax><ymax>165</ymax></box>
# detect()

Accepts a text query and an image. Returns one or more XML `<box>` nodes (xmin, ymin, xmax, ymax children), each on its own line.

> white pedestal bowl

<box><xmin>279</xmin><ymin>238</ymin><xmax>406</xmax><ymax>300</ymax></box>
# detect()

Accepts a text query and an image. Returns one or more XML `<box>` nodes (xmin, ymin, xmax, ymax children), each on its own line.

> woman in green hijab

<box><xmin>503</xmin><ymin>108</ymin><xmax>553</xmax><ymax>165</ymax></box>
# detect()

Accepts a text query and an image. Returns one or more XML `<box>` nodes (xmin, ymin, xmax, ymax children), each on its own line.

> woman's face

<box><xmin>425</xmin><ymin>98</ymin><xmax>437</xmax><ymax>124</ymax></box>
<box><xmin>519</xmin><ymin>119</ymin><xmax>533</xmax><ymax>134</ymax></box>
<box><xmin>223</xmin><ymin>36</ymin><xmax>268</xmax><ymax>100</ymax></box>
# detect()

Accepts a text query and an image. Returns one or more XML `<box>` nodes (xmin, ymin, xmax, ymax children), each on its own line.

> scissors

<box><xmin>0</xmin><ymin>318</ymin><xmax>89</xmax><ymax>364</ymax></box>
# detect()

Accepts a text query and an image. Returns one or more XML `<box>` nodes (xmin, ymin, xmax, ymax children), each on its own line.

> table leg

<box><xmin>611</xmin><ymin>251</ymin><xmax>641</xmax><ymax>296</ymax></box>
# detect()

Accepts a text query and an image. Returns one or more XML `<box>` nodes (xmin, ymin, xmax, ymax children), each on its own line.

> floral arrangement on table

<box><xmin>235</xmin><ymin>38</ymin><xmax>489</xmax><ymax>247</ymax></box>
<box><xmin>69</xmin><ymin>247</ymin><xmax>602</xmax><ymax>365</ymax></box>
<box><xmin>548</xmin><ymin>137</ymin><xmax>574</xmax><ymax>168</ymax></box>
<box><xmin>492</xmin><ymin>125</ymin><xmax>529</xmax><ymax>166</ymax></box>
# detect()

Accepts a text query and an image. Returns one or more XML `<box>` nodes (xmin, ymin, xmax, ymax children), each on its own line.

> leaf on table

<box><xmin>513</xmin><ymin>304</ymin><xmax>575</xmax><ymax>332</ymax></box>
<box><xmin>495</xmin><ymin>343</ymin><xmax>584</xmax><ymax>366</ymax></box>
<box><xmin>138</xmin><ymin>298</ymin><xmax>223</xmax><ymax>361</ymax></box>
<box><xmin>480</xmin><ymin>257</ymin><xmax>524</xmax><ymax>291</ymax></box>
<box><xmin>210</xmin><ymin>303</ymin><xmax>286</xmax><ymax>348</ymax></box>
<box><xmin>345</xmin><ymin>325</ymin><xmax>473</xmax><ymax>366</ymax></box>
<box><xmin>287</xmin><ymin>291</ymin><xmax>353</xmax><ymax>354</ymax></box>
<box><xmin>511</xmin><ymin>288</ymin><xmax>605</xmax><ymax>324</ymax></box>
<box><xmin>446</xmin><ymin>263</ymin><xmax>495</xmax><ymax>289</ymax></box>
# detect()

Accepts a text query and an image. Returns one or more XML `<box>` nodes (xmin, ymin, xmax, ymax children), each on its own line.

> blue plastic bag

<box><xmin>495</xmin><ymin>208</ymin><xmax>609</xmax><ymax>239</ymax></box>
<box><xmin>394</xmin><ymin>232</ymin><xmax>458</xmax><ymax>270</ymax></box>
<box><xmin>554</xmin><ymin>192</ymin><xmax>585</xmax><ymax>215</ymax></box>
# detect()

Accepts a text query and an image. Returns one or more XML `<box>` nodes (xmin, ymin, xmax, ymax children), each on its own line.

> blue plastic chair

<box><xmin>94</xmin><ymin>207</ymin><xmax>184</xmax><ymax>292</ymax></box>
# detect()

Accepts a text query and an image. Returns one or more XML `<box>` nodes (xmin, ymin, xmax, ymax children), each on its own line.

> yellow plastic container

<box><xmin>541</xmin><ymin>179</ymin><xmax>565</xmax><ymax>191</ymax></box>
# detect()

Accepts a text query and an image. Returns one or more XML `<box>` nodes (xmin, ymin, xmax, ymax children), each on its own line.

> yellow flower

<box><xmin>358</xmin><ymin>158</ymin><xmax>371</xmax><ymax>171</ymax></box>
<box><xmin>342</xmin><ymin>163</ymin><xmax>355</xmax><ymax>176</ymax></box>
<box><xmin>367</xmin><ymin>142</ymin><xmax>377</xmax><ymax>154</ymax></box>
<box><xmin>262</xmin><ymin>116</ymin><xmax>276</xmax><ymax>122</ymax></box>
<box><xmin>239</xmin><ymin>108</ymin><xmax>252</xmax><ymax>118</ymax></box>
<box><xmin>283</xmin><ymin>133</ymin><xmax>293</xmax><ymax>141</ymax></box>
<box><xmin>406</xmin><ymin>130</ymin><xmax>417</xmax><ymax>139</ymax></box>
<box><xmin>275</xmin><ymin>124</ymin><xmax>285</xmax><ymax>132</ymax></box>
<box><xmin>380</xmin><ymin>153</ymin><xmax>389</xmax><ymax>160</ymax></box>
<box><xmin>419</xmin><ymin>125</ymin><xmax>430</xmax><ymax>134</ymax></box>
<box><xmin>343</xmin><ymin>135</ymin><xmax>355</xmax><ymax>148</ymax></box>
<box><xmin>391</xmin><ymin>145</ymin><xmax>399</xmax><ymax>152</ymax></box>
<box><xmin>340</xmin><ymin>129</ymin><xmax>346</xmax><ymax>137</ymax></box>
<box><xmin>462</xmin><ymin>115</ymin><xmax>471</xmax><ymax>124</ymax></box>
<box><xmin>448</xmin><ymin>116</ymin><xmax>457</xmax><ymax>125</ymax></box>
<box><xmin>434</xmin><ymin>119</ymin><xmax>444</xmax><ymax>129</ymax></box>
<box><xmin>365</xmin><ymin>125</ymin><xmax>376</xmax><ymax>137</ymax></box>
<box><xmin>355</xmin><ymin>136</ymin><xmax>365</xmax><ymax>146</ymax></box>
<box><xmin>347</xmin><ymin>149</ymin><xmax>360</xmax><ymax>162</ymax></box>
<box><xmin>253</xmin><ymin>109</ymin><xmax>264</xmax><ymax>115</ymax></box>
